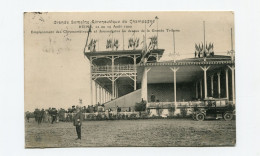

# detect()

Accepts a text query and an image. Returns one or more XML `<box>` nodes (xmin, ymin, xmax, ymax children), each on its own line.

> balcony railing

<box><xmin>147</xmin><ymin>100</ymin><xmax>234</xmax><ymax>108</ymax></box>
<box><xmin>147</xmin><ymin>102</ymin><xmax>203</xmax><ymax>108</ymax></box>
<box><xmin>92</xmin><ymin>65</ymin><xmax>136</xmax><ymax>73</ymax></box>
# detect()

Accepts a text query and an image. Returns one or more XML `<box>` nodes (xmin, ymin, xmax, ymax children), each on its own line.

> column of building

<box><xmin>210</xmin><ymin>75</ymin><xmax>214</xmax><ymax>97</ymax></box>
<box><xmin>200</xmin><ymin>79</ymin><xmax>203</xmax><ymax>99</ymax></box>
<box><xmin>141</xmin><ymin>67</ymin><xmax>151</xmax><ymax>102</ymax></box>
<box><xmin>199</xmin><ymin>66</ymin><xmax>234</xmax><ymax>103</ymax></box>
<box><xmin>89</xmin><ymin>57</ymin><xmax>93</xmax><ymax>106</ymax></box>
<box><xmin>225</xmin><ymin>69</ymin><xmax>229</xmax><ymax>100</ymax></box>
<box><xmin>94</xmin><ymin>81</ymin><xmax>112</xmax><ymax>105</ymax></box>
<box><xmin>111</xmin><ymin>55</ymin><xmax>115</xmax><ymax>100</ymax></box>
<box><xmin>134</xmin><ymin>55</ymin><xmax>137</xmax><ymax>91</ymax></box>
<box><xmin>228</xmin><ymin>65</ymin><xmax>235</xmax><ymax>104</ymax></box>
<box><xmin>217</xmin><ymin>72</ymin><xmax>221</xmax><ymax>98</ymax></box>
<box><xmin>200</xmin><ymin>66</ymin><xmax>210</xmax><ymax>99</ymax></box>
<box><xmin>170</xmin><ymin>67</ymin><xmax>179</xmax><ymax>108</ymax></box>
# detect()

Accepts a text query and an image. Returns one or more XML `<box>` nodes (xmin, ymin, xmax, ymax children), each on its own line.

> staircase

<box><xmin>104</xmin><ymin>89</ymin><xmax>142</xmax><ymax>111</ymax></box>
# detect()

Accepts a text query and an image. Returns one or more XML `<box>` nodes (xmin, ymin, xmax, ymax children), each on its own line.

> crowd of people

<box><xmin>24</xmin><ymin>103</ymin><xmax>125</xmax><ymax>124</ymax></box>
<box><xmin>25</xmin><ymin>108</ymin><xmax>59</xmax><ymax>124</ymax></box>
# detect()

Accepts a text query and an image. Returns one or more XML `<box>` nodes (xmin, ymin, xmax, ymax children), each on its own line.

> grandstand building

<box><xmin>84</xmin><ymin>48</ymin><xmax>235</xmax><ymax>113</ymax></box>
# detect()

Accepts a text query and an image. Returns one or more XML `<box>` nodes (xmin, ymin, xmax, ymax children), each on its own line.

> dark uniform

<box><xmin>73</xmin><ymin>109</ymin><xmax>83</xmax><ymax>140</ymax></box>
<box><xmin>40</xmin><ymin>109</ymin><xmax>45</xmax><ymax>123</ymax></box>
<box><xmin>151</xmin><ymin>93</ymin><xmax>155</xmax><ymax>102</ymax></box>
<box><xmin>50</xmin><ymin>108</ymin><xmax>58</xmax><ymax>124</ymax></box>
<box><xmin>33</xmin><ymin>109</ymin><xmax>38</xmax><ymax>122</ymax></box>
<box><xmin>35</xmin><ymin>109</ymin><xmax>42</xmax><ymax>124</ymax></box>
<box><xmin>25</xmin><ymin>112</ymin><xmax>30</xmax><ymax>122</ymax></box>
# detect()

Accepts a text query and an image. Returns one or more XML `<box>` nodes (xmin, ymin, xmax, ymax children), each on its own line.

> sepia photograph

<box><xmin>24</xmin><ymin>12</ymin><xmax>236</xmax><ymax>148</ymax></box>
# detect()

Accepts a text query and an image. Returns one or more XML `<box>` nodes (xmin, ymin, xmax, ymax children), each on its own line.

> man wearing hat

<box><xmin>73</xmin><ymin>106</ymin><xmax>83</xmax><ymax>140</ymax></box>
<box><xmin>50</xmin><ymin>108</ymin><xmax>57</xmax><ymax>124</ymax></box>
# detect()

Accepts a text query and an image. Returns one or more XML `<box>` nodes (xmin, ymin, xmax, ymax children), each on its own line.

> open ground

<box><xmin>25</xmin><ymin>119</ymin><xmax>236</xmax><ymax>147</ymax></box>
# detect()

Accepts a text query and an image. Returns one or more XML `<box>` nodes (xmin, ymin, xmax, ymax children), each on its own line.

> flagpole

<box><xmin>84</xmin><ymin>25</ymin><xmax>92</xmax><ymax>53</ymax></box>
<box><xmin>171</xmin><ymin>29</ymin><xmax>180</xmax><ymax>55</ymax></box>
<box><xmin>231</xmin><ymin>28</ymin><xmax>233</xmax><ymax>51</ymax></box>
<box><xmin>112</xmin><ymin>31</ymin><xmax>114</xmax><ymax>51</ymax></box>
<box><xmin>155</xmin><ymin>16</ymin><xmax>159</xmax><ymax>49</ymax></box>
<box><xmin>123</xmin><ymin>30</ymin><xmax>125</xmax><ymax>50</ymax></box>
<box><xmin>97</xmin><ymin>39</ymin><xmax>99</xmax><ymax>51</ymax></box>
<box><xmin>140</xmin><ymin>22</ymin><xmax>147</xmax><ymax>63</ymax></box>
<box><xmin>145</xmin><ymin>22</ymin><xmax>147</xmax><ymax>51</ymax></box>
<box><xmin>173</xmin><ymin>30</ymin><xmax>175</xmax><ymax>54</ymax></box>
<box><xmin>203</xmin><ymin>21</ymin><xmax>206</xmax><ymax>53</ymax></box>
<box><xmin>134</xmin><ymin>31</ymin><xmax>136</xmax><ymax>50</ymax></box>
<box><xmin>230</xmin><ymin>28</ymin><xmax>235</xmax><ymax>62</ymax></box>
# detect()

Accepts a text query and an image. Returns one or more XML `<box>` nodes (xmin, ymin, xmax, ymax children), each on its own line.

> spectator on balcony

<box><xmin>151</xmin><ymin>93</ymin><xmax>156</xmax><ymax>102</ymax></box>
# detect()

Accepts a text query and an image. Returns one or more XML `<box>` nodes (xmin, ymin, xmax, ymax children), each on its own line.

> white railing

<box><xmin>147</xmin><ymin>101</ymin><xmax>205</xmax><ymax>108</ymax></box>
<box><xmin>92</xmin><ymin>65</ymin><xmax>135</xmax><ymax>73</ymax></box>
<box><xmin>147</xmin><ymin>100</ymin><xmax>234</xmax><ymax>108</ymax></box>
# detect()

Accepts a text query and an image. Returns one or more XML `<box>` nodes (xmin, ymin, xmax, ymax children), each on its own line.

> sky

<box><xmin>24</xmin><ymin>12</ymin><xmax>234</xmax><ymax>111</ymax></box>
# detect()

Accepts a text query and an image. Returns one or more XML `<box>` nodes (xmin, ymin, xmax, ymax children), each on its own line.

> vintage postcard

<box><xmin>24</xmin><ymin>12</ymin><xmax>235</xmax><ymax>147</ymax></box>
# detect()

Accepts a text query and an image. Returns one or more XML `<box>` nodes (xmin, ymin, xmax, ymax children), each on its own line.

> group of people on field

<box><xmin>25</xmin><ymin>104</ymin><xmax>140</xmax><ymax>140</ymax></box>
<box><xmin>30</xmin><ymin>108</ymin><xmax>58</xmax><ymax>124</ymax></box>
<box><xmin>26</xmin><ymin>106</ymin><xmax>83</xmax><ymax>140</ymax></box>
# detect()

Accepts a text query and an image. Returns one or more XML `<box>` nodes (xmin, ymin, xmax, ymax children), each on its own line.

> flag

<box><xmin>128</xmin><ymin>38</ymin><xmax>134</xmax><ymax>48</ymax></box>
<box><xmin>88</xmin><ymin>39</ymin><xmax>97</xmax><ymax>51</ymax></box>
<box><xmin>89</xmin><ymin>25</ymin><xmax>92</xmax><ymax>33</ymax></box>
<box><xmin>195</xmin><ymin>43</ymin><xmax>199</xmax><ymax>52</ymax></box>
<box><xmin>210</xmin><ymin>43</ymin><xmax>214</xmax><ymax>55</ymax></box>
<box><xmin>147</xmin><ymin>36</ymin><xmax>157</xmax><ymax>50</ymax></box>
<box><xmin>88</xmin><ymin>39</ymin><xmax>92</xmax><ymax>50</ymax></box>
<box><xmin>106</xmin><ymin>39</ymin><xmax>112</xmax><ymax>49</ymax></box>
<box><xmin>114</xmin><ymin>39</ymin><xmax>119</xmax><ymax>50</ymax></box>
<box><xmin>136</xmin><ymin>38</ymin><xmax>139</xmax><ymax>47</ymax></box>
<box><xmin>128</xmin><ymin>37</ymin><xmax>140</xmax><ymax>49</ymax></box>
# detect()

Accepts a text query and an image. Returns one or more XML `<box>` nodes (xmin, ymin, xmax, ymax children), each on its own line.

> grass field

<box><xmin>25</xmin><ymin>118</ymin><xmax>236</xmax><ymax>147</ymax></box>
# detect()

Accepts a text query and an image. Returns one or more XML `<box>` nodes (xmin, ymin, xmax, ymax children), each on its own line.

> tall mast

<box><xmin>83</xmin><ymin>25</ymin><xmax>92</xmax><ymax>53</ymax></box>
<box><xmin>112</xmin><ymin>31</ymin><xmax>114</xmax><ymax>51</ymax></box>
<box><xmin>203</xmin><ymin>21</ymin><xmax>206</xmax><ymax>53</ymax></box>
<box><xmin>171</xmin><ymin>29</ymin><xmax>180</xmax><ymax>55</ymax></box>
<box><xmin>133</xmin><ymin>31</ymin><xmax>136</xmax><ymax>50</ymax></box>
<box><xmin>231</xmin><ymin>28</ymin><xmax>233</xmax><ymax>51</ymax></box>
<box><xmin>173</xmin><ymin>30</ymin><xmax>175</xmax><ymax>54</ymax></box>
<box><xmin>122</xmin><ymin>30</ymin><xmax>125</xmax><ymax>50</ymax></box>
<box><xmin>230</xmin><ymin>27</ymin><xmax>235</xmax><ymax>62</ymax></box>
<box><xmin>155</xmin><ymin>16</ymin><xmax>159</xmax><ymax>49</ymax></box>
<box><xmin>145</xmin><ymin>22</ymin><xmax>147</xmax><ymax>51</ymax></box>
<box><xmin>140</xmin><ymin>22</ymin><xmax>148</xmax><ymax>63</ymax></box>
<box><xmin>98</xmin><ymin>39</ymin><xmax>99</xmax><ymax>51</ymax></box>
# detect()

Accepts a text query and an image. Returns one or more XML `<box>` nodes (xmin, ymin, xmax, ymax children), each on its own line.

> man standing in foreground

<box><xmin>73</xmin><ymin>106</ymin><xmax>83</xmax><ymax>140</ymax></box>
